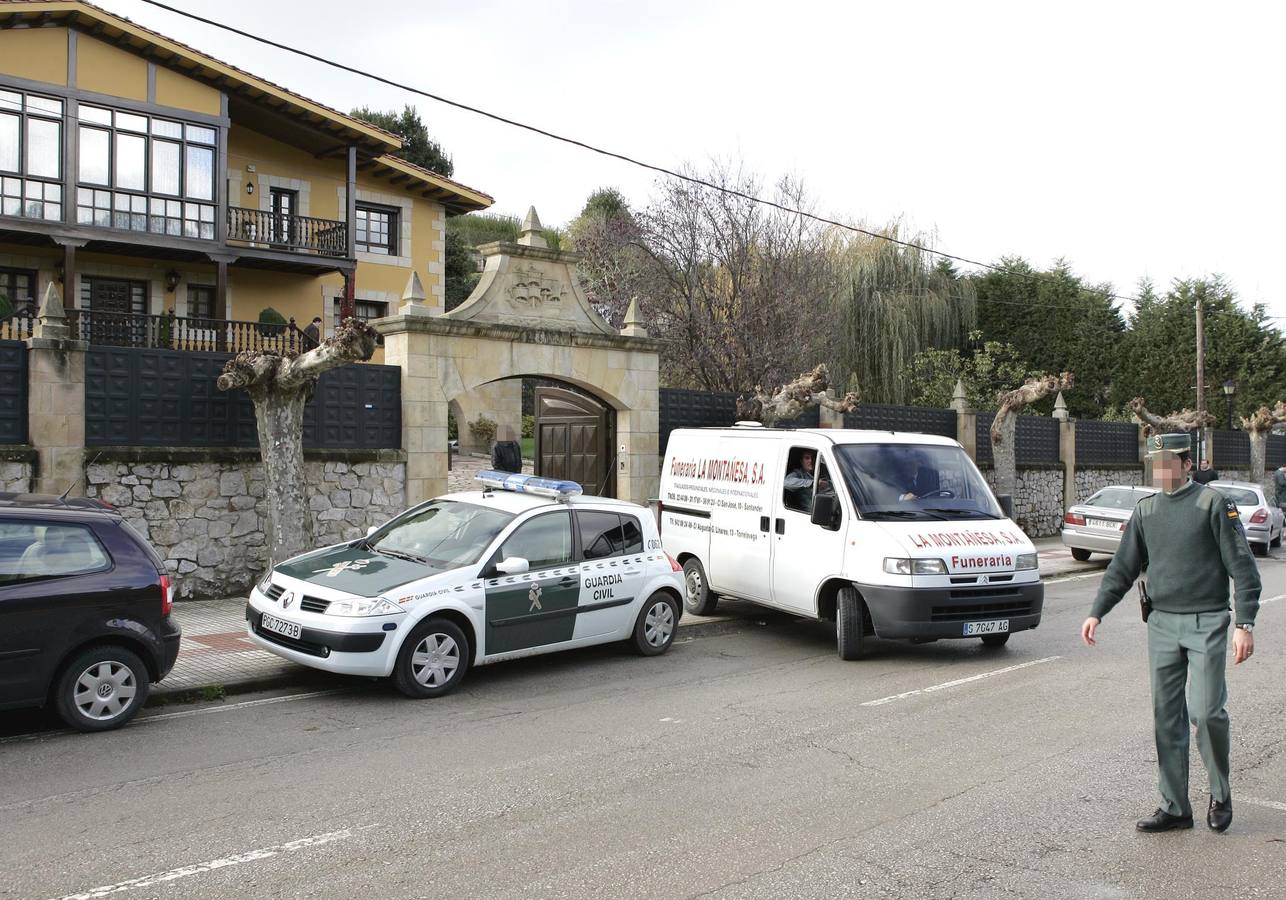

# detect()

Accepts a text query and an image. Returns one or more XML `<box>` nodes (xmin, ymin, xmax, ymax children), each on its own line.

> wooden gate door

<box><xmin>534</xmin><ymin>387</ymin><xmax>612</xmax><ymax>497</ymax></box>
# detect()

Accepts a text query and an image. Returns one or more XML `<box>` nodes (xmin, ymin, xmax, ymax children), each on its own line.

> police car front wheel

<box><xmin>631</xmin><ymin>593</ymin><xmax>680</xmax><ymax>656</ymax></box>
<box><xmin>392</xmin><ymin>618</ymin><xmax>471</xmax><ymax>698</ymax></box>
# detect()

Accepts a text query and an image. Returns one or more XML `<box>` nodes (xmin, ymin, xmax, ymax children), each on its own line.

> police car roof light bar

<box><xmin>475</xmin><ymin>471</ymin><xmax>583</xmax><ymax>500</ymax></box>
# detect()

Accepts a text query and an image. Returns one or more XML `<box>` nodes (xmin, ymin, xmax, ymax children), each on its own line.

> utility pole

<box><xmin>1195</xmin><ymin>287</ymin><xmax>1206</xmax><ymax>463</ymax></box>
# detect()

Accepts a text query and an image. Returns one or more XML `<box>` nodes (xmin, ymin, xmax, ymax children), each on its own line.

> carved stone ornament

<box><xmin>506</xmin><ymin>265</ymin><xmax>567</xmax><ymax>308</ymax></box>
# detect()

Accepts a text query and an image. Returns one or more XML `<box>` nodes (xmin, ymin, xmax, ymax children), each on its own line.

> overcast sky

<box><xmin>105</xmin><ymin>0</ymin><xmax>1283</xmax><ymax>322</ymax></box>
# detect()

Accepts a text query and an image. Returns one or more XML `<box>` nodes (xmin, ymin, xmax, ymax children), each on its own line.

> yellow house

<box><xmin>0</xmin><ymin>0</ymin><xmax>492</xmax><ymax>361</ymax></box>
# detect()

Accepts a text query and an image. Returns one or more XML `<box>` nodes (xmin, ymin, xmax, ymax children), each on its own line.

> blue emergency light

<box><xmin>475</xmin><ymin>471</ymin><xmax>583</xmax><ymax>499</ymax></box>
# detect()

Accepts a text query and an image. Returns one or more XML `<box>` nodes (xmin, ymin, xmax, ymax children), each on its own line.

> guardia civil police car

<box><xmin>245</xmin><ymin>472</ymin><xmax>685</xmax><ymax>697</ymax></box>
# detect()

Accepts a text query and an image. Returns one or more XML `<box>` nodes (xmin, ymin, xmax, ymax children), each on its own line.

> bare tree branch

<box><xmin>1127</xmin><ymin>397</ymin><xmax>1216</xmax><ymax>435</ymax></box>
<box><xmin>737</xmin><ymin>364</ymin><xmax>859</xmax><ymax>426</ymax></box>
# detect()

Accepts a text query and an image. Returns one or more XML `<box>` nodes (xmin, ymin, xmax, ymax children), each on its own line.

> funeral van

<box><xmin>659</xmin><ymin>426</ymin><xmax>1043</xmax><ymax>658</ymax></box>
<box><xmin>246</xmin><ymin>473</ymin><xmax>685</xmax><ymax>698</ymax></box>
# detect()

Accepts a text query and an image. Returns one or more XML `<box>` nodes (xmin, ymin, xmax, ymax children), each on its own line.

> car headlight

<box><xmin>323</xmin><ymin>596</ymin><xmax>405</xmax><ymax>617</ymax></box>
<box><xmin>1015</xmin><ymin>553</ymin><xmax>1038</xmax><ymax>571</ymax></box>
<box><xmin>256</xmin><ymin>570</ymin><xmax>273</xmax><ymax>594</ymax></box>
<box><xmin>883</xmin><ymin>558</ymin><xmax>947</xmax><ymax>575</ymax></box>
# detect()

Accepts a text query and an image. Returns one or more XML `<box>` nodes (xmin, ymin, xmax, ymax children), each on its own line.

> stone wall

<box><xmin>983</xmin><ymin>465</ymin><xmax>1065</xmax><ymax>538</ymax></box>
<box><xmin>1072</xmin><ymin>466</ymin><xmax>1146</xmax><ymax>503</ymax></box>
<box><xmin>0</xmin><ymin>453</ymin><xmax>33</xmax><ymax>492</ymax></box>
<box><xmin>84</xmin><ymin>449</ymin><xmax>406</xmax><ymax>600</ymax></box>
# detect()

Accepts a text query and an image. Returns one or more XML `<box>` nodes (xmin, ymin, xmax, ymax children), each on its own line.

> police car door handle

<box><xmin>760</xmin><ymin>516</ymin><xmax>770</xmax><ymax>533</ymax></box>
<box><xmin>558</xmin><ymin>576</ymin><xmax>578</xmax><ymax>586</ymax></box>
<box><xmin>775</xmin><ymin>518</ymin><xmax>786</xmax><ymax>535</ymax></box>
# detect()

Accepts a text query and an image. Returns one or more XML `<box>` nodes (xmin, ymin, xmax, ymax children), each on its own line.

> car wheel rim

<box><xmin>73</xmin><ymin>660</ymin><xmax>137</xmax><ymax>721</ymax></box>
<box><xmin>684</xmin><ymin>570</ymin><xmax>703</xmax><ymax>605</ymax></box>
<box><xmin>644</xmin><ymin>601</ymin><xmax>675</xmax><ymax>647</ymax></box>
<box><xmin>411</xmin><ymin>634</ymin><xmax>460</xmax><ymax>687</ymax></box>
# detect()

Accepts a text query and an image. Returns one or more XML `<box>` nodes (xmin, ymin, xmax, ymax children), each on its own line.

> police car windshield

<box><xmin>833</xmin><ymin>443</ymin><xmax>1004</xmax><ymax>521</ymax></box>
<box><xmin>368</xmin><ymin>501</ymin><xmax>514</xmax><ymax>569</ymax></box>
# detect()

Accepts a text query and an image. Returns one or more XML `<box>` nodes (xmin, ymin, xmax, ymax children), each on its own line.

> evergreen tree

<box><xmin>350</xmin><ymin>105</ymin><xmax>453</xmax><ymax>177</ymax></box>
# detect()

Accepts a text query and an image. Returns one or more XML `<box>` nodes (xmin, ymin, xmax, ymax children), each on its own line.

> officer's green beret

<box><xmin>1146</xmin><ymin>432</ymin><xmax>1192</xmax><ymax>455</ymax></box>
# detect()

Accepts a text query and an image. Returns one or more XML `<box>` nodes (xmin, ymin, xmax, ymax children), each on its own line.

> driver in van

<box><xmin>784</xmin><ymin>450</ymin><xmax>817</xmax><ymax>513</ymax></box>
<box><xmin>898</xmin><ymin>453</ymin><xmax>940</xmax><ymax>501</ymax></box>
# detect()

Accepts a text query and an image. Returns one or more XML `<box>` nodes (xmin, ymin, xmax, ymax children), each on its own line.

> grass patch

<box><xmin>521</xmin><ymin>437</ymin><xmax>534</xmax><ymax>460</ymax></box>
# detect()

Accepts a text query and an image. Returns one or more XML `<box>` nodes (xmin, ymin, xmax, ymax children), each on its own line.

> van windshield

<box><xmin>833</xmin><ymin>443</ymin><xmax>1004</xmax><ymax>521</ymax></box>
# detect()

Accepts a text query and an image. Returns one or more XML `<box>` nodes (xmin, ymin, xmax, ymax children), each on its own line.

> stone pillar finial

<box><xmin>399</xmin><ymin>271</ymin><xmax>431</xmax><ymax>317</ymax></box>
<box><xmin>620</xmin><ymin>297</ymin><xmax>648</xmax><ymax>338</ymax></box>
<box><xmin>33</xmin><ymin>282</ymin><xmax>70</xmax><ymax>340</ymax></box>
<box><xmin>517</xmin><ymin>206</ymin><xmax>548</xmax><ymax>249</ymax></box>
<box><xmin>1052</xmin><ymin>391</ymin><xmax>1069</xmax><ymax>421</ymax></box>
<box><xmin>950</xmin><ymin>378</ymin><xmax>970</xmax><ymax>413</ymax></box>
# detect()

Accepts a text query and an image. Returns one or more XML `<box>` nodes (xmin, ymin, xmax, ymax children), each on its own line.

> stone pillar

<box><xmin>1139</xmin><ymin>426</ymin><xmax>1152</xmax><ymax>485</ymax></box>
<box><xmin>27</xmin><ymin>284</ymin><xmax>89</xmax><ymax>495</ymax></box>
<box><xmin>952</xmin><ymin>381</ymin><xmax>976</xmax><ymax>462</ymax></box>
<box><xmin>817</xmin><ymin>390</ymin><xmax>843</xmax><ymax>430</ymax></box>
<box><xmin>1059</xmin><ymin>419</ymin><xmax>1076</xmax><ymax>512</ymax></box>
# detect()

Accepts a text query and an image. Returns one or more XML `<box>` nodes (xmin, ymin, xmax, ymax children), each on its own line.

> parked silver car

<box><xmin>1209</xmin><ymin>480</ymin><xmax>1284</xmax><ymax>556</ymax></box>
<box><xmin>1061</xmin><ymin>485</ymin><xmax>1160</xmax><ymax>561</ymax></box>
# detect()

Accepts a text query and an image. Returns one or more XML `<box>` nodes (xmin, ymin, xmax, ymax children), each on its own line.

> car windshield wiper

<box><xmin>373</xmin><ymin>546</ymin><xmax>428</xmax><ymax>564</ymax></box>
<box><xmin>924</xmin><ymin>507</ymin><xmax>1003</xmax><ymax>520</ymax></box>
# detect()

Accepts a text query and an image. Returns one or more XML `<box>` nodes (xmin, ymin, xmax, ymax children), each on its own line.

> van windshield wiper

<box><xmin>864</xmin><ymin>509</ymin><xmax>949</xmax><ymax>521</ymax></box>
<box><xmin>924</xmin><ymin>507</ymin><xmax>1003</xmax><ymax>520</ymax></box>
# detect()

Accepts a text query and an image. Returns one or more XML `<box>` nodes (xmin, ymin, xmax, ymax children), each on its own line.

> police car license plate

<box><xmin>261</xmin><ymin>612</ymin><xmax>301</xmax><ymax>640</ymax></box>
<box><xmin>962</xmin><ymin>619</ymin><xmax>1009</xmax><ymax>636</ymax></box>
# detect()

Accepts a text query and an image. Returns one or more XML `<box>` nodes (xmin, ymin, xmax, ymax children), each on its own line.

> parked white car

<box><xmin>1061</xmin><ymin>485</ymin><xmax>1160</xmax><ymax>561</ymax></box>
<box><xmin>1209</xmin><ymin>480</ymin><xmax>1284</xmax><ymax>556</ymax></box>
<box><xmin>246</xmin><ymin>472</ymin><xmax>685</xmax><ymax>698</ymax></box>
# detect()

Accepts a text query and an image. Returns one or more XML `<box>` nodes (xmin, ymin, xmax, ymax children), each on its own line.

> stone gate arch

<box><xmin>375</xmin><ymin>207</ymin><xmax>660</xmax><ymax>504</ymax></box>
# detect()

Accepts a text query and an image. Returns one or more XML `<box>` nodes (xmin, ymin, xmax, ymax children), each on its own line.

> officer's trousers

<box><xmin>1147</xmin><ymin>609</ymin><xmax>1232</xmax><ymax>816</ymax></box>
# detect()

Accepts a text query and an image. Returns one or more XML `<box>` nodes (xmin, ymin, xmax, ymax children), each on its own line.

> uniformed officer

<box><xmin>1081</xmin><ymin>432</ymin><xmax>1260</xmax><ymax>833</ymax></box>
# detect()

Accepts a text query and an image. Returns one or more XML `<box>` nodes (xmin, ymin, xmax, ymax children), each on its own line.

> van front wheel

<box><xmin>682</xmin><ymin>558</ymin><xmax>718</xmax><ymax>616</ymax></box>
<box><xmin>836</xmin><ymin>586</ymin><xmax>868</xmax><ymax>660</ymax></box>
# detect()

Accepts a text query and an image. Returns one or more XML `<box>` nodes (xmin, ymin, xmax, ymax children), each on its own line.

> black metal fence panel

<box><xmin>1269</xmin><ymin>434</ymin><xmax>1286</xmax><ymax>470</ymax></box>
<box><xmin>776</xmin><ymin>406</ymin><xmax>820</xmax><ymax>429</ymax></box>
<box><xmin>86</xmin><ymin>347</ymin><xmax>400</xmax><ymax>450</ymax></box>
<box><xmin>1212</xmin><ymin>429</ymin><xmax>1251</xmax><ymax>468</ymax></box>
<box><xmin>658</xmin><ymin>388</ymin><xmax>737</xmax><ymax>455</ymax></box>
<box><xmin>1075</xmin><ymin>419</ymin><xmax>1139</xmax><ymax>465</ymax></box>
<box><xmin>0</xmin><ymin>340</ymin><xmax>26</xmax><ymax>444</ymax></box>
<box><xmin>842</xmin><ymin>404</ymin><xmax>956</xmax><ymax>438</ymax></box>
<box><xmin>975</xmin><ymin>414</ymin><xmax>994</xmax><ymax>467</ymax></box>
<box><xmin>975</xmin><ymin>413</ymin><xmax>1060</xmax><ymax>466</ymax></box>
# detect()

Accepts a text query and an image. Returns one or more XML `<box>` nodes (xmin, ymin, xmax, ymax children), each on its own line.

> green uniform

<box><xmin>1274</xmin><ymin>469</ymin><xmax>1286</xmax><ymax>508</ymax></box>
<box><xmin>1090</xmin><ymin>476</ymin><xmax>1261</xmax><ymax>817</ymax></box>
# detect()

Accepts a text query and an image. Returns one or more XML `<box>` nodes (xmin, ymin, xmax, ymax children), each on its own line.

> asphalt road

<box><xmin>3</xmin><ymin>562</ymin><xmax>1284</xmax><ymax>900</ymax></box>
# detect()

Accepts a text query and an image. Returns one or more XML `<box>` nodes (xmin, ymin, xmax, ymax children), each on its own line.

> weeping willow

<box><xmin>829</xmin><ymin>227</ymin><xmax>977</xmax><ymax>404</ymax></box>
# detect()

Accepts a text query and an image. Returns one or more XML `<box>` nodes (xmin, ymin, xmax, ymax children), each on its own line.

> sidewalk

<box><xmin>157</xmin><ymin>536</ymin><xmax>1100</xmax><ymax>701</ymax></box>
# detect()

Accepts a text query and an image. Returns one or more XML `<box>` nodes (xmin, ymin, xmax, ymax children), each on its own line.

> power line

<box><xmin>134</xmin><ymin>0</ymin><xmax>1150</xmax><ymax>308</ymax></box>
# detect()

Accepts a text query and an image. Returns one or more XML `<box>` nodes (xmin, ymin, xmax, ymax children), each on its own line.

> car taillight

<box><xmin>159</xmin><ymin>574</ymin><xmax>173</xmax><ymax>616</ymax></box>
<box><xmin>665</xmin><ymin>552</ymin><xmax>681</xmax><ymax>572</ymax></box>
<box><xmin>1064</xmin><ymin>513</ymin><xmax>1086</xmax><ymax>527</ymax></box>
<box><xmin>1119</xmin><ymin>521</ymin><xmax>1127</xmax><ymax>532</ymax></box>
<box><xmin>1251</xmin><ymin>508</ymin><xmax>1269</xmax><ymax>524</ymax></box>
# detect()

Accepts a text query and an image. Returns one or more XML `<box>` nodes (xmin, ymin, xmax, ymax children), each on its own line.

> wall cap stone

<box><xmin>26</xmin><ymin>337</ymin><xmax>89</xmax><ymax>352</ymax></box>
<box><xmin>373</xmin><ymin>314</ymin><xmax>664</xmax><ymax>352</ymax></box>
<box><xmin>85</xmin><ymin>447</ymin><xmax>407</xmax><ymax>464</ymax></box>
<box><xmin>0</xmin><ymin>445</ymin><xmax>38</xmax><ymax>463</ymax></box>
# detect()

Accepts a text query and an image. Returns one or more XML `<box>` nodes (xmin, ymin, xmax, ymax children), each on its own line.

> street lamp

<box><xmin>1223</xmin><ymin>380</ymin><xmax>1236</xmax><ymax>431</ymax></box>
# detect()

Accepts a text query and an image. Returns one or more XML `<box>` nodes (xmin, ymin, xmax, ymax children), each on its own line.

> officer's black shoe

<box><xmin>1136</xmin><ymin>809</ymin><xmax>1194</xmax><ymax>832</ymax></box>
<box><xmin>1207</xmin><ymin>797</ymin><xmax>1232</xmax><ymax>833</ymax></box>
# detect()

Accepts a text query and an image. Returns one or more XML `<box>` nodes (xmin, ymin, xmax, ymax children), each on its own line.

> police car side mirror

<box><xmin>810</xmin><ymin>493</ymin><xmax>840</xmax><ymax>531</ymax></box>
<box><xmin>494</xmin><ymin>556</ymin><xmax>530</xmax><ymax>575</ymax></box>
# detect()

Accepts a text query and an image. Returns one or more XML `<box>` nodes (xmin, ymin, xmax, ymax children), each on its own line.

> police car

<box><xmin>245</xmin><ymin>472</ymin><xmax>685</xmax><ymax>697</ymax></box>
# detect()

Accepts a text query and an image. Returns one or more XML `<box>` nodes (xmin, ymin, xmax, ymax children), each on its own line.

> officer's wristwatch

<box><xmin>1236</xmin><ymin>623</ymin><xmax>1254</xmax><ymax>633</ymax></box>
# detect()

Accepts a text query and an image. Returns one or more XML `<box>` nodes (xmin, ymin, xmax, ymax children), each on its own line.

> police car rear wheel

<box><xmin>632</xmin><ymin>593</ymin><xmax>679</xmax><ymax>656</ymax></box>
<box><xmin>393</xmin><ymin>619</ymin><xmax>470</xmax><ymax>698</ymax></box>
<box><xmin>682</xmin><ymin>558</ymin><xmax>718</xmax><ymax>616</ymax></box>
<box><xmin>836</xmin><ymin>586</ymin><xmax>867</xmax><ymax>661</ymax></box>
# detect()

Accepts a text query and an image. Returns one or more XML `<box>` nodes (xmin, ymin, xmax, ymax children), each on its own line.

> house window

<box><xmin>186</xmin><ymin>284</ymin><xmax>217</xmax><ymax>321</ymax></box>
<box><xmin>80</xmin><ymin>277</ymin><xmax>148</xmax><ymax>314</ymax></box>
<box><xmin>355</xmin><ymin>204</ymin><xmax>397</xmax><ymax>255</ymax></box>
<box><xmin>73</xmin><ymin>103</ymin><xmax>217</xmax><ymax>239</ymax></box>
<box><xmin>331</xmin><ymin>297</ymin><xmax>389</xmax><ymax>330</ymax></box>
<box><xmin>0</xmin><ymin>267</ymin><xmax>37</xmax><ymax>315</ymax></box>
<box><xmin>0</xmin><ymin>88</ymin><xmax>64</xmax><ymax>222</ymax></box>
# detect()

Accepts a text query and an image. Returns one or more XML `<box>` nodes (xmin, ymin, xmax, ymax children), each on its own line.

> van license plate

<box><xmin>963</xmin><ymin>619</ymin><xmax>1009</xmax><ymax>636</ymax></box>
<box><xmin>261</xmin><ymin>613</ymin><xmax>301</xmax><ymax>640</ymax></box>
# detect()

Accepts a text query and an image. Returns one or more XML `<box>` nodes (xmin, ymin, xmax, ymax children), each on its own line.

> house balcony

<box><xmin>224</xmin><ymin>207</ymin><xmax>354</xmax><ymax>274</ymax></box>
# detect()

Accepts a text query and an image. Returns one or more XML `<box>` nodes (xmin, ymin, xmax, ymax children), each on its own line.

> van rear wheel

<box><xmin>682</xmin><ymin>558</ymin><xmax>718</xmax><ymax>616</ymax></box>
<box><xmin>836</xmin><ymin>586</ymin><xmax>867</xmax><ymax>660</ymax></box>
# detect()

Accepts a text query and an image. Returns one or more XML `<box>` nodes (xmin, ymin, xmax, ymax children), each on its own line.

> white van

<box><xmin>659</xmin><ymin>426</ymin><xmax>1043</xmax><ymax>658</ymax></box>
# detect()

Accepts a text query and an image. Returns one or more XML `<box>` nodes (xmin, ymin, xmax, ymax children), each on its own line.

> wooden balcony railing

<box><xmin>0</xmin><ymin>308</ymin><xmax>35</xmax><ymax>342</ymax></box>
<box><xmin>226</xmin><ymin>207</ymin><xmax>348</xmax><ymax>257</ymax></box>
<box><xmin>68</xmin><ymin>309</ymin><xmax>317</xmax><ymax>354</ymax></box>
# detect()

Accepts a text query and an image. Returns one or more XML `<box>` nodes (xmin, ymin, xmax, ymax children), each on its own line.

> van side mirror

<box><xmin>997</xmin><ymin>494</ymin><xmax>1014</xmax><ymax>519</ymax></box>
<box><xmin>810</xmin><ymin>493</ymin><xmax>840</xmax><ymax>530</ymax></box>
<box><xmin>494</xmin><ymin>556</ymin><xmax>530</xmax><ymax>575</ymax></box>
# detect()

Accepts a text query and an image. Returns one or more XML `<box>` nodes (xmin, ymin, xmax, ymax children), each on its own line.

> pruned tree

<box><xmin>736</xmin><ymin>364</ymin><xmax>860</xmax><ymax>427</ymax></box>
<box><xmin>1240</xmin><ymin>401</ymin><xmax>1286</xmax><ymax>487</ymax></box>
<box><xmin>217</xmin><ymin>318</ymin><xmax>378</xmax><ymax>566</ymax></box>
<box><xmin>990</xmin><ymin>373</ymin><xmax>1074</xmax><ymax>502</ymax></box>
<box><xmin>1127</xmin><ymin>397</ymin><xmax>1216</xmax><ymax>436</ymax></box>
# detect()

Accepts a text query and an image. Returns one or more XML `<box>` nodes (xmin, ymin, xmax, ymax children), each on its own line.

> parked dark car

<box><xmin>0</xmin><ymin>493</ymin><xmax>181</xmax><ymax>732</ymax></box>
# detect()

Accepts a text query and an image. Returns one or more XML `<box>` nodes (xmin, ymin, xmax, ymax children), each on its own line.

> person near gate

<box><xmin>491</xmin><ymin>424</ymin><xmax>522</xmax><ymax>474</ymax></box>
<box><xmin>1080</xmin><ymin>433</ymin><xmax>1259</xmax><ymax>834</ymax></box>
<box><xmin>1192</xmin><ymin>459</ymin><xmax>1219</xmax><ymax>485</ymax></box>
<box><xmin>1275</xmin><ymin>464</ymin><xmax>1286</xmax><ymax>517</ymax></box>
<box><xmin>303</xmin><ymin>316</ymin><xmax>322</xmax><ymax>350</ymax></box>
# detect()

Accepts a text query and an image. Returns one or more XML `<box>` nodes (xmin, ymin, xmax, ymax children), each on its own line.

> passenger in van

<box><xmin>784</xmin><ymin>450</ymin><xmax>817</xmax><ymax>512</ymax></box>
<box><xmin>898</xmin><ymin>454</ymin><xmax>941</xmax><ymax>501</ymax></box>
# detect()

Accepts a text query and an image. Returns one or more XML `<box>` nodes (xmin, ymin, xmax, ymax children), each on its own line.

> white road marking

<box><xmin>1259</xmin><ymin>593</ymin><xmax>1286</xmax><ymax>606</ymax></box>
<box><xmin>1044</xmin><ymin>572</ymin><xmax>1107</xmax><ymax>585</ymax></box>
<box><xmin>861</xmin><ymin>657</ymin><xmax>1061</xmax><ymax>707</ymax></box>
<box><xmin>48</xmin><ymin>827</ymin><xmax>374</xmax><ymax>900</ymax></box>
<box><xmin>140</xmin><ymin>689</ymin><xmax>349</xmax><ymax>723</ymax></box>
<box><xmin>1244</xmin><ymin>797</ymin><xmax>1286</xmax><ymax>814</ymax></box>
